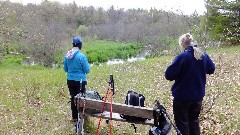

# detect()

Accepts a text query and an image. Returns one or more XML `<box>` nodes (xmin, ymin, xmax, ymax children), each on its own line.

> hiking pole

<box><xmin>75</xmin><ymin>79</ymin><xmax>86</xmax><ymax>135</ymax></box>
<box><xmin>76</xmin><ymin>79</ymin><xmax>83</xmax><ymax>135</ymax></box>
<box><xmin>76</xmin><ymin>107</ymin><xmax>80</xmax><ymax>135</ymax></box>
<box><xmin>109</xmin><ymin>87</ymin><xmax>113</xmax><ymax>135</ymax></box>
<box><xmin>161</xmin><ymin>110</ymin><xmax>182</xmax><ymax>135</ymax></box>
<box><xmin>76</xmin><ymin>96</ymin><xmax>85</xmax><ymax>135</ymax></box>
<box><xmin>155</xmin><ymin>100</ymin><xmax>181</xmax><ymax>135</ymax></box>
<box><xmin>96</xmin><ymin>83</ymin><xmax>111</xmax><ymax>135</ymax></box>
<box><xmin>108</xmin><ymin>75</ymin><xmax>114</xmax><ymax>135</ymax></box>
<box><xmin>80</xmin><ymin>79</ymin><xmax>87</xmax><ymax>135</ymax></box>
<box><xmin>81</xmin><ymin>95</ymin><xmax>86</xmax><ymax>135</ymax></box>
<box><xmin>109</xmin><ymin>74</ymin><xmax>114</xmax><ymax>95</ymax></box>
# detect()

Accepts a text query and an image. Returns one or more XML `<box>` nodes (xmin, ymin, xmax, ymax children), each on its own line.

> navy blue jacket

<box><xmin>165</xmin><ymin>46</ymin><xmax>215</xmax><ymax>101</ymax></box>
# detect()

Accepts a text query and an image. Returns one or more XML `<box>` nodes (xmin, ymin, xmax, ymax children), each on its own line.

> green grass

<box><xmin>0</xmin><ymin>45</ymin><xmax>239</xmax><ymax>134</ymax></box>
<box><xmin>82</xmin><ymin>40</ymin><xmax>141</xmax><ymax>63</ymax></box>
<box><xmin>1</xmin><ymin>40</ymin><xmax>141</xmax><ymax>66</ymax></box>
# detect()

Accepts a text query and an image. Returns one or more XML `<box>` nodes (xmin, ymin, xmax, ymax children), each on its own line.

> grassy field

<box><xmin>0</xmin><ymin>46</ymin><xmax>239</xmax><ymax>134</ymax></box>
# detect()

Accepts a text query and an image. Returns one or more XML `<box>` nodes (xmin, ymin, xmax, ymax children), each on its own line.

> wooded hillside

<box><xmin>0</xmin><ymin>1</ymin><xmax>200</xmax><ymax>66</ymax></box>
<box><xmin>0</xmin><ymin>0</ymin><xmax>239</xmax><ymax>67</ymax></box>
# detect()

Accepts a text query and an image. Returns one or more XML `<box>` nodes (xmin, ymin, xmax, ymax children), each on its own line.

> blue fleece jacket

<box><xmin>64</xmin><ymin>48</ymin><xmax>90</xmax><ymax>81</ymax></box>
<box><xmin>165</xmin><ymin>46</ymin><xmax>215</xmax><ymax>101</ymax></box>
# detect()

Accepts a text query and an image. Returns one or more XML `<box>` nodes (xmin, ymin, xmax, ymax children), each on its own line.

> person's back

<box><xmin>64</xmin><ymin>48</ymin><xmax>90</xmax><ymax>81</ymax></box>
<box><xmin>64</xmin><ymin>37</ymin><xmax>90</xmax><ymax>121</ymax></box>
<box><xmin>165</xmin><ymin>45</ymin><xmax>215</xmax><ymax>101</ymax></box>
<box><xmin>165</xmin><ymin>33</ymin><xmax>215</xmax><ymax>135</ymax></box>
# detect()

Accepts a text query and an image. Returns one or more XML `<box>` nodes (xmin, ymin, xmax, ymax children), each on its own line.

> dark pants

<box><xmin>173</xmin><ymin>99</ymin><xmax>202</xmax><ymax>135</ymax></box>
<box><xmin>67</xmin><ymin>80</ymin><xmax>87</xmax><ymax>119</ymax></box>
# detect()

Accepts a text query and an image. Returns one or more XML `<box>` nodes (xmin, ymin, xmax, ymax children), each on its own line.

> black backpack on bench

<box><xmin>120</xmin><ymin>90</ymin><xmax>147</xmax><ymax>122</ymax></box>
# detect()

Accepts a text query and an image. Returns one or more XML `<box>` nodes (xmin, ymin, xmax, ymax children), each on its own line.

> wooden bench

<box><xmin>76</xmin><ymin>97</ymin><xmax>155</xmax><ymax>125</ymax></box>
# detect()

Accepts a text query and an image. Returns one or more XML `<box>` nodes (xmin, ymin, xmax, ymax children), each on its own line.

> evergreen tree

<box><xmin>206</xmin><ymin>0</ymin><xmax>240</xmax><ymax>45</ymax></box>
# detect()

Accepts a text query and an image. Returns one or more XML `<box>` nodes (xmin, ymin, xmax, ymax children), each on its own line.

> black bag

<box><xmin>84</xmin><ymin>90</ymin><xmax>103</xmax><ymax>114</ymax></box>
<box><xmin>75</xmin><ymin>90</ymin><xmax>102</xmax><ymax>114</ymax></box>
<box><xmin>149</xmin><ymin>100</ymin><xmax>172</xmax><ymax>135</ymax></box>
<box><xmin>120</xmin><ymin>90</ymin><xmax>147</xmax><ymax>122</ymax></box>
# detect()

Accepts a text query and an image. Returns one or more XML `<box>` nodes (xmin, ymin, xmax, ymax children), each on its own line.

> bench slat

<box><xmin>77</xmin><ymin>97</ymin><xmax>154</xmax><ymax>119</ymax></box>
<box><xmin>86</xmin><ymin>112</ymin><xmax>154</xmax><ymax>125</ymax></box>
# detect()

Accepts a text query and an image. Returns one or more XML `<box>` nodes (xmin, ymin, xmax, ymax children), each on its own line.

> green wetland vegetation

<box><xmin>0</xmin><ymin>43</ymin><xmax>239</xmax><ymax>134</ymax></box>
<box><xmin>83</xmin><ymin>40</ymin><xmax>142</xmax><ymax>64</ymax></box>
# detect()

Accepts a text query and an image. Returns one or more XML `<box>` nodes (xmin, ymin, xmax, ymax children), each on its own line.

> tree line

<box><xmin>0</xmin><ymin>0</ymin><xmax>238</xmax><ymax>66</ymax></box>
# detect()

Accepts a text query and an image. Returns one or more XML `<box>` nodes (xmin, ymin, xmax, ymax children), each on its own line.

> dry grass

<box><xmin>0</xmin><ymin>46</ymin><xmax>239</xmax><ymax>134</ymax></box>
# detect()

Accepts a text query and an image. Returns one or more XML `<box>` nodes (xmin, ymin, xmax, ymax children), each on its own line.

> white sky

<box><xmin>8</xmin><ymin>0</ymin><xmax>207</xmax><ymax>15</ymax></box>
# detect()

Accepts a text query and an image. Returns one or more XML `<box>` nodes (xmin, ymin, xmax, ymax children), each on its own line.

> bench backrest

<box><xmin>76</xmin><ymin>97</ymin><xmax>154</xmax><ymax>119</ymax></box>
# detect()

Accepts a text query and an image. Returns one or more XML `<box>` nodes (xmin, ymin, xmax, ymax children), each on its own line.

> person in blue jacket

<box><xmin>165</xmin><ymin>33</ymin><xmax>215</xmax><ymax>135</ymax></box>
<box><xmin>64</xmin><ymin>37</ymin><xmax>90</xmax><ymax>121</ymax></box>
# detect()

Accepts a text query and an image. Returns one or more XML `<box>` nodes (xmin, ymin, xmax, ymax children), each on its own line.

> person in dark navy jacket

<box><xmin>64</xmin><ymin>37</ymin><xmax>90</xmax><ymax>121</ymax></box>
<box><xmin>165</xmin><ymin>33</ymin><xmax>215</xmax><ymax>135</ymax></box>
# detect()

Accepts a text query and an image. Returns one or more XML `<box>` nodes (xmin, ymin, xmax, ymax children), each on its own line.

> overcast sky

<box><xmin>8</xmin><ymin>0</ymin><xmax>206</xmax><ymax>15</ymax></box>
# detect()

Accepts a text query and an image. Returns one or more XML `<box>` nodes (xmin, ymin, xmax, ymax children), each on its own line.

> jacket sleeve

<box><xmin>206</xmin><ymin>54</ymin><xmax>215</xmax><ymax>74</ymax></box>
<box><xmin>63</xmin><ymin>57</ymin><xmax>68</xmax><ymax>72</ymax></box>
<box><xmin>81</xmin><ymin>56</ymin><xmax>90</xmax><ymax>74</ymax></box>
<box><xmin>165</xmin><ymin>55</ymin><xmax>184</xmax><ymax>81</ymax></box>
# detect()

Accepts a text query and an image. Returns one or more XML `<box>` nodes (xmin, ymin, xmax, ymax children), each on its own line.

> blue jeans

<box><xmin>67</xmin><ymin>80</ymin><xmax>87</xmax><ymax>119</ymax></box>
<box><xmin>173</xmin><ymin>99</ymin><xmax>202</xmax><ymax>135</ymax></box>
